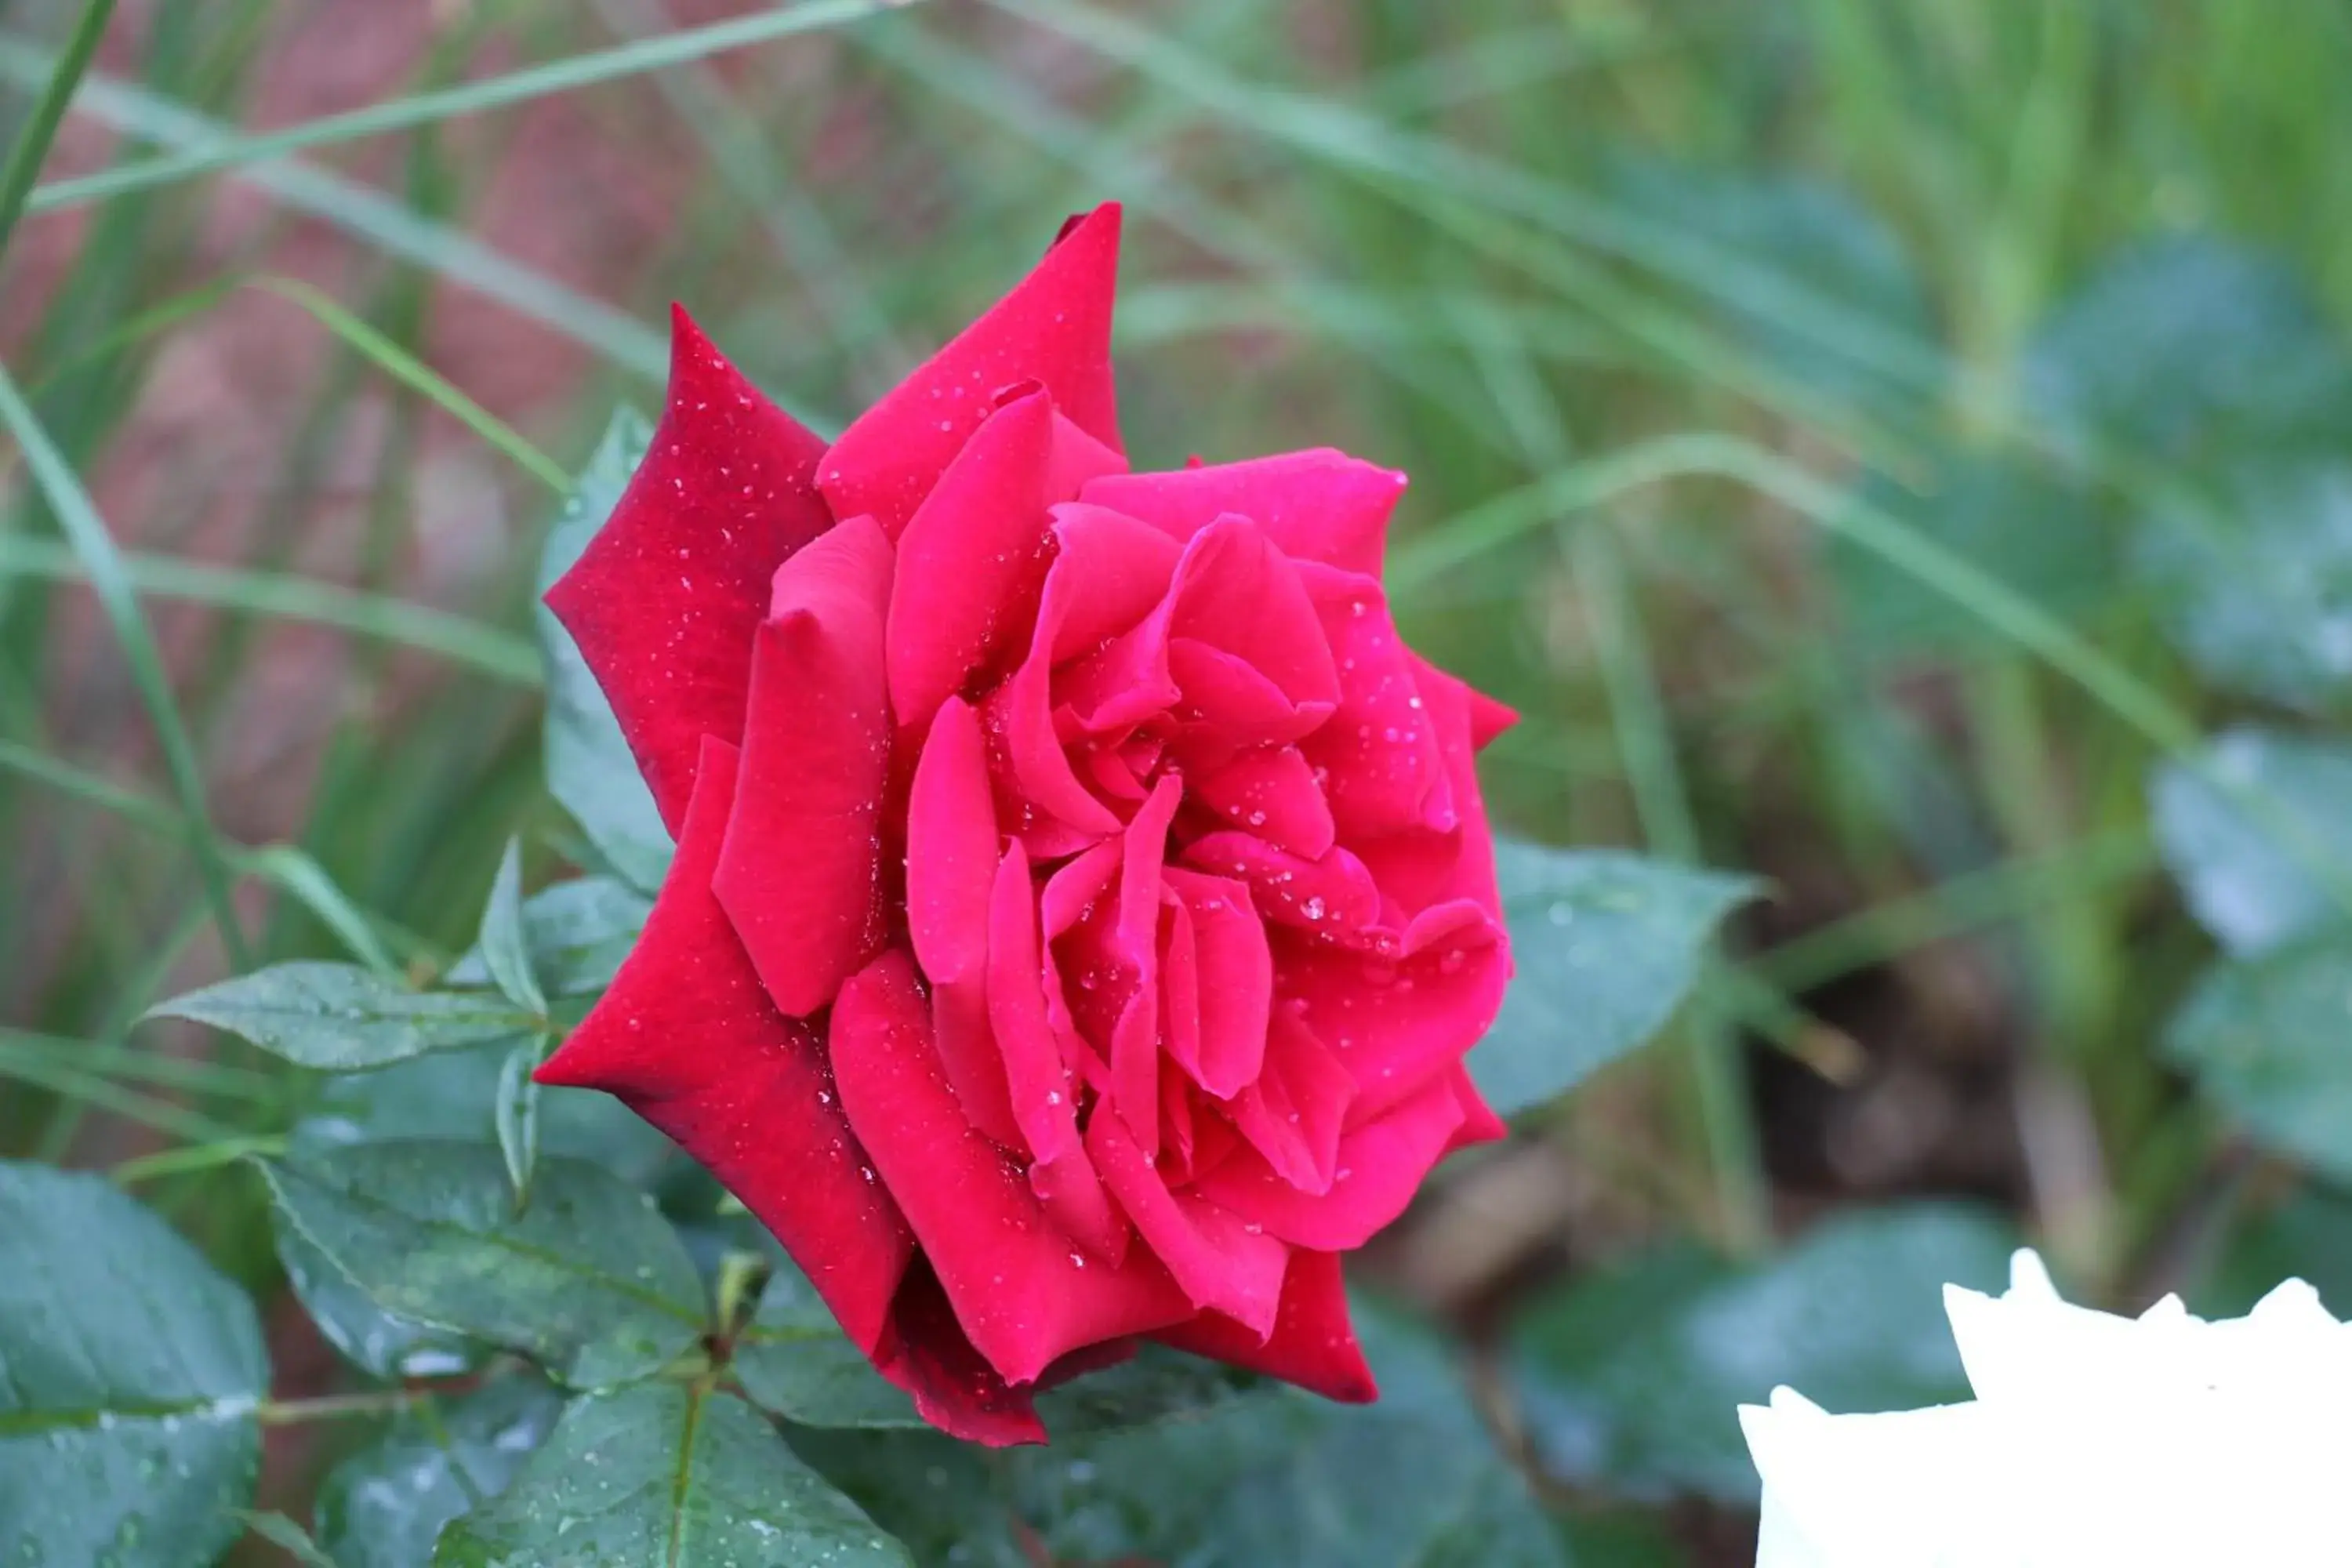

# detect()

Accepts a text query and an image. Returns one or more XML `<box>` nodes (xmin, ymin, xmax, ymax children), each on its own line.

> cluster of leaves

<box><xmin>3</xmin><ymin>419</ymin><xmax>1904</xmax><ymax>1567</ymax></box>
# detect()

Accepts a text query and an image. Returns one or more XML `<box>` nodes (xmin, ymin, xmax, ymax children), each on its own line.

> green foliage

<box><xmin>431</xmin><ymin>1383</ymin><xmax>910</xmax><ymax>1568</ymax></box>
<box><xmin>256</xmin><ymin>1142</ymin><xmax>706</xmax><ymax>1389</ymax></box>
<box><xmin>149</xmin><ymin>964</ymin><xmax>538</xmax><ymax>1070</ymax></box>
<box><xmin>2151</xmin><ymin>728</ymin><xmax>2352</xmax><ymax>956</ymax></box>
<box><xmin>2164</xmin><ymin>936</ymin><xmax>2352</xmax><ymax>1184</ymax></box>
<box><xmin>442</xmin><ymin>875</ymin><xmax>652</xmax><ymax>998</ymax></box>
<box><xmin>0</xmin><ymin>1163</ymin><xmax>265</xmax><ymax>1568</ymax></box>
<box><xmin>314</xmin><ymin>1380</ymin><xmax>566</xmax><ymax>1568</ymax></box>
<box><xmin>1511</xmin><ymin>1204</ymin><xmax>2017</xmax><ymax>1504</ymax></box>
<box><xmin>16</xmin><ymin>4</ymin><xmax>2352</xmax><ymax>1562</ymax></box>
<box><xmin>1479</xmin><ymin>840</ymin><xmax>1755</xmax><ymax>1117</ymax></box>
<box><xmin>731</xmin><ymin>1254</ymin><xmax>925</xmax><ymax>1431</ymax></box>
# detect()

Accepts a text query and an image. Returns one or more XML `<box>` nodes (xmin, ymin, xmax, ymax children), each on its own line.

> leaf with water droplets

<box><xmin>1476</xmin><ymin>842</ymin><xmax>1758</xmax><ymax>1116</ymax></box>
<box><xmin>731</xmin><ymin>1252</ymin><xmax>922</xmax><ymax>1429</ymax></box>
<box><xmin>316</xmin><ymin>1378</ymin><xmax>565</xmax><ymax>1568</ymax></box>
<box><xmin>257</xmin><ymin>1142</ymin><xmax>704</xmax><ymax>1389</ymax></box>
<box><xmin>432</xmin><ymin>1383</ymin><xmax>910</xmax><ymax>1566</ymax></box>
<box><xmin>0</xmin><ymin>1161</ymin><xmax>267</xmax><ymax>1568</ymax></box>
<box><xmin>976</xmin><ymin>1304</ymin><xmax>1563</xmax><ymax>1566</ymax></box>
<box><xmin>147</xmin><ymin>961</ymin><xmax>537</xmax><ymax>1070</ymax></box>
<box><xmin>477</xmin><ymin>838</ymin><xmax>546</xmax><ymax>1017</ymax></box>
<box><xmin>540</xmin><ymin>409</ymin><xmax>674</xmax><ymax>895</ymax></box>
<box><xmin>443</xmin><ymin>875</ymin><xmax>653</xmax><ymax>998</ymax></box>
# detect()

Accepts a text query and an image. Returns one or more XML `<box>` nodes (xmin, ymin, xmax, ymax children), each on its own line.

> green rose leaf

<box><xmin>475</xmin><ymin>837</ymin><xmax>546</xmax><ymax>1017</ymax></box>
<box><xmin>2022</xmin><ymin>236</ymin><xmax>2352</xmax><ymax>465</ymax></box>
<box><xmin>806</xmin><ymin>1305</ymin><xmax>1560</xmax><ymax>1567</ymax></box>
<box><xmin>294</xmin><ymin>1040</ymin><xmax>671</xmax><ymax>1184</ymax></box>
<box><xmin>1511</xmin><ymin>1203</ymin><xmax>2015</xmax><ymax>1504</ymax></box>
<box><xmin>999</xmin><ymin>1305</ymin><xmax>1564</xmax><ymax>1567</ymax></box>
<box><xmin>257</xmin><ymin>1141</ymin><xmax>704</xmax><ymax>1389</ymax></box>
<box><xmin>0</xmin><ymin>1162</ymin><xmax>267</xmax><ymax>1568</ymax></box>
<box><xmin>316</xmin><ymin>1378</ymin><xmax>565</xmax><ymax>1568</ymax></box>
<box><xmin>732</xmin><ymin>1253</ymin><xmax>922</xmax><ymax>1430</ymax></box>
<box><xmin>274</xmin><ymin>1208</ymin><xmax>485</xmax><ymax>1381</ymax></box>
<box><xmin>240</xmin><ymin>1512</ymin><xmax>342</xmax><ymax>1568</ymax></box>
<box><xmin>1478</xmin><ymin>841</ymin><xmax>1757</xmax><ymax>1116</ymax></box>
<box><xmin>443</xmin><ymin>875</ymin><xmax>652</xmax><ymax>999</ymax></box>
<box><xmin>2134</xmin><ymin>463</ymin><xmax>2352</xmax><ymax>713</ymax></box>
<box><xmin>148</xmin><ymin>961</ymin><xmax>536</xmax><ymax>1071</ymax></box>
<box><xmin>2151</xmin><ymin>728</ymin><xmax>2352</xmax><ymax>956</ymax></box>
<box><xmin>432</xmin><ymin>1384</ymin><xmax>909</xmax><ymax>1567</ymax></box>
<box><xmin>540</xmin><ymin>408</ymin><xmax>673</xmax><ymax>895</ymax></box>
<box><xmin>2164</xmin><ymin>936</ymin><xmax>2352</xmax><ymax>1183</ymax></box>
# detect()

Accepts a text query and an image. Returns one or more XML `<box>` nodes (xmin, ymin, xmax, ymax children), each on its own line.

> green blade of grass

<box><xmin>0</xmin><ymin>741</ymin><xmax>402</xmax><ymax>974</ymax></box>
<box><xmin>25</xmin><ymin>0</ymin><xmax>926</xmax><ymax>215</ymax></box>
<box><xmin>0</xmin><ymin>39</ymin><xmax>670</xmax><ymax>382</ymax></box>
<box><xmin>252</xmin><ymin>276</ymin><xmax>569</xmax><ymax>493</ymax></box>
<box><xmin>0</xmin><ymin>1050</ymin><xmax>248</xmax><ymax>1146</ymax></box>
<box><xmin>0</xmin><ymin>360</ymin><xmax>251</xmax><ymax>968</ymax></box>
<box><xmin>0</xmin><ymin>0</ymin><xmax>114</xmax><ymax>263</ymax></box>
<box><xmin>0</xmin><ymin>533</ymin><xmax>539</xmax><ymax>685</ymax></box>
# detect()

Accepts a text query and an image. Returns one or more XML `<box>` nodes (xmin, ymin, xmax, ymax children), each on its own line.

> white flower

<box><xmin>1739</xmin><ymin>1249</ymin><xmax>2352</xmax><ymax>1566</ymax></box>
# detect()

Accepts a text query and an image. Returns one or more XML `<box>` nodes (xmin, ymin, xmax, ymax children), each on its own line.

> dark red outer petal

<box><xmin>533</xmin><ymin>735</ymin><xmax>911</xmax><ymax>1356</ymax></box>
<box><xmin>545</xmin><ymin>307</ymin><xmax>832</xmax><ymax>835</ymax></box>
<box><xmin>869</xmin><ymin>1258</ymin><xmax>1047</xmax><ymax>1446</ymax></box>
<box><xmin>820</xmin><ymin>205</ymin><xmax>1126</xmax><ymax>538</ymax></box>
<box><xmin>1152</xmin><ymin>1249</ymin><xmax>1376</xmax><ymax>1403</ymax></box>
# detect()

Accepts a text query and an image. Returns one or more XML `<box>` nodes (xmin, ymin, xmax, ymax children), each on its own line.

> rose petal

<box><xmin>1293</xmin><ymin>563</ymin><xmax>1453</xmax><ymax>837</ymax></box>
<box><xmin>1081</xmin><ymin>448</ymin><xmax>1406</xmax><ymax>577</ymax></box>
<box><xmin>989</xmin><ymin>841</ymin><xmax>1127</xmax><ymax>1264</ymax></box>
<box><xmin>1181</xmin><ymin>833</ymin><xmax>1384</xmax><ymax>941</ymax></box>
<box><xmin>545</xmin><ymin>308</ymin><xmax>831</xmax><ymax>833</ymax></box>
<box><xmin>831</xmin><ymin>950</ymin><xmax>1192</xmax><ymax>1387</ymax></box>
<box><xmin>1280</xmin><ymin>900</ymin><xmax>1508</xmax><ymax>1125</ymax></box>
<box><xmin>1153</xmin><ymin>1249</ymin><xmax>1375</xmax><ymax>1403</ymax></box>
<box><xmin>535</xmin><ymin>735</ymin><xmax>909</xmax><ymax>1356</ymax></box>
<box><xmin>1087</xmin><ymin>1106</ymin><xmax>1288</xmax><ymax>1338</ymax></box>
<box><xmin>1443</xmin><ymin>1062</ymin><xmax>1510</xmax><ymax>1152</ymax></box>
<box><xmin>821</xmin><ymin>205</ymin><xmax>1125</xmax><ymax>537</ymax></box>
<box><xmin>1190</xmin><ymin>1072</ymin><xmax>1468</xmax><ymax>1252</ymax></box>
<box><xmin>1185</xmin><ymin>745</ymin><xmax>1337</xmax><ymax>858</ymax></box>
<box><xmin>1157</xmin><ymin>868</ymin><xmax>1271</xmax><ymax>1098</ymax></box>
<box><xmin>713</xmin><ymin>517</ymin><xmax>895</xmax><ymax>1017</ymax></box>
<box><xmin>887</xmin><ymin>388</ymin><xmax>1126</xmax><ymax>735</ymax></box>
<box><xmin>906</xmin><ymin>696</ymin><xmax>1021</xmax><ymax>1149</ymax></box>
<box><xmin>1107</xmin><ymin>775</ymin><xmax>1182</xmax><ymax>1152</ymax></box>
<box><xmin>1348</xmin><ymin>653</ymin><xmax>1507</xmax><ymax>924</ymax></box>
<box><xmin>1226</xmin><ymin>1004</ymin><xmax>1355</xmax><ymax>1196</ymax></box>
<box><xmin>871</xmin><ymin>1259</ymin><xmax>1044</xmax><ymax>1446</ymax></box>
<box><xmin>1164</xmin><ymin>514</ymin><xmax>1341</xmax><ymax>716</ymax></box>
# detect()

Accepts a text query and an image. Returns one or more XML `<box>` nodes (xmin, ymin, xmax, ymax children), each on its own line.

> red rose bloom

<box><xmin>536</xmin><ymin>204</ymin><xmax>1515</xmax><ymax>1443</ymax></box>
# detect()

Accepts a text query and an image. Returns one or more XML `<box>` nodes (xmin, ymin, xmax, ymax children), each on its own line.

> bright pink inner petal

<box><xmin>830</xmin><ymin>951</ymin><xmax>1192</xmax><ymax>1387</ymax></box>
<box><xmin>713</xmin><ymin>517</ymin><xmax>896</xmax><ymax>1018</ymax></box>
<box><xmin>1080</xmin><ymin>448</ymin><xmax>1406</xmax><ymax>577</ymax></box>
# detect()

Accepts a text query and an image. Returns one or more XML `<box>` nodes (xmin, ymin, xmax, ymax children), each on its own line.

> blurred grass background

<box><xmin>8</xmin><ymin>0</ymin><xmax>2352</xmax><ymax>1558</ymax></box>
